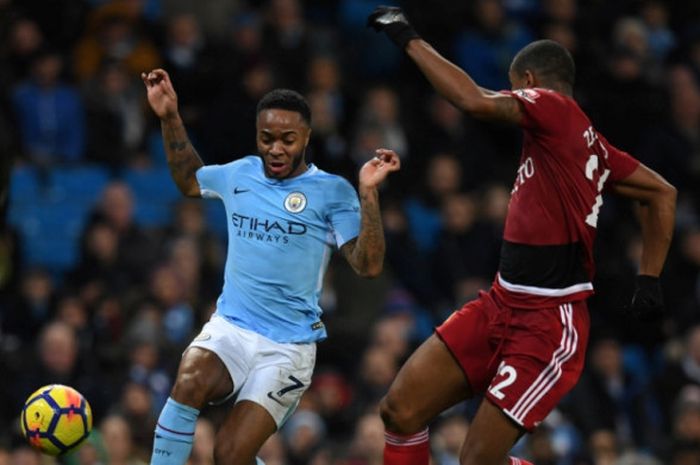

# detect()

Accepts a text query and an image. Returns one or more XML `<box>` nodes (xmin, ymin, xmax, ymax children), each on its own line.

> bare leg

<box><xmin>151</xmin><ymin>348</ymin><xmax>234</xmax><ymax>465</ymax></box>
<box><xmin>213</xmin><ymin>400</ymin><xmax>277</xmax><ymax>465</ymax></box>
<box><xmin>460</xmin><ymin>400</ymin><xmax>523</xmax><ymax>465</ymax></box>
<box><xmin>171</xmin><ymin>347</ymin><xmax>234</xmax><ymax>408</ymax></box>
<box><xmin>380</xmin><ymin>334</ymin><xmax>473</xmax><ymax>434</ymax></box>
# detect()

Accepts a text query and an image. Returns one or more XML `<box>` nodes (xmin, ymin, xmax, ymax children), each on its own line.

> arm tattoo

<box><xmin>162</xmin><ymin>118</ymin><xmax>204</xmax><ymax>197</ymax></box>
<box><xmin>169</xmin><ymin>140</ymin><xmax>188</xmax><ymax>151</ymax></box>
<box><xmin>344</xmin><ymin>188</ymin><xmax>386</xmax><ymax>277</ymax></box>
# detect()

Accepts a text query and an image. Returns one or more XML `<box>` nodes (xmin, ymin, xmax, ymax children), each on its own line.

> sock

<box><xmin>150</xmin><ymin>397</ymin><xmax>200</xmax><ymax>465</ymax></box>
<box><xmin>510</xmin><ymin>457</ymin><xmax>534</xmax><ymax>465</ymax></box>
<box><xmin>256</xmin><ymin>458</ymin><xmax>266</xmax><ymax>465</ymax></box>
<box><xmin>384</xmin><ymin>428</ymin><xmax>430</xmax><ymax>465</ymax></box>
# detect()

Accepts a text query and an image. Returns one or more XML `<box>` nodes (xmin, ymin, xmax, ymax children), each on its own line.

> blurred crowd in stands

<box><xmin>1</xmin><ymin>0</ymin><xmax>700</xmax><ymax>464</ymax></box>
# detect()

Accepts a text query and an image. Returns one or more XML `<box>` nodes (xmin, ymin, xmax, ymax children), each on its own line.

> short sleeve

<box><xmin>326</xmin><ymin>179</ymin><xmax>361</xmax><ymax>248</ymax></box>
<box><xmin>196</xmin><ymin>165</ymin><xmax>228</xmax><ymax>199</ymax></box>
<box><xmin>502</xmin><ymin>89</ymin><xmax>567</xmax><ymax>133</ymax></box>
<box><xmin>600</xmin><ymin>135</ymin><xmax>640</xmax><ymax>182</ymax></box>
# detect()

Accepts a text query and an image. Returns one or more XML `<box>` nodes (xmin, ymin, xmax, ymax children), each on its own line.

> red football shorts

<box><xmin>436</xmin><ymin>289</ymin><xmax>589</xmax><ymax>431</ymax></box>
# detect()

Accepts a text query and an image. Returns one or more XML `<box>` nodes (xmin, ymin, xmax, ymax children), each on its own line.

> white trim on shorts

<box><xmin>503</xmin><ymin>303</ymin><xmax>578</xmax><ymax>424</ymax></box>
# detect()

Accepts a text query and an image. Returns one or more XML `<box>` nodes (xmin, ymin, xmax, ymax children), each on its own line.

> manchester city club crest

<box><xmin>284</xmin><ymin>192</ymin><xmax>307</xmax><ymax>213</ymax></box>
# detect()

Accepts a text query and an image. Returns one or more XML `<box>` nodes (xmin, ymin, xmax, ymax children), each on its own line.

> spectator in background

<box><xmin>342</xmin><ymin>413</ymin><xmax>385</xmax><ymax>465</ymax></box>
<box><xmin>12</xmin><ymin>49</ymin><xmax>86</xmax><ymax>165</ymax></box>
<box><xmin>432</xmin><ymin>192</ymin><xmax>500</xmax><ymax>306</ymax></box>
<box><xmin>116</xmin><ymin>380</ymin><xmax>158</xmax><ymax>457</ymax></box>
<box><xmin>432</xmin><ymin>414</ymin><xmax>470</xmax><ymax>465</ymax></box>
<box><xmin>69</xmin><ymin>221</ymin><xmax>132</xmax><ymax>306</ymax></box>
<box><xmin>86</xmin><ymin>181</ymin><xmax>158</xmax><ymax>284</ymax></box>
<box><xmin>263</xmin><ymin>0</ymin><xmax>311</xmax><ymax>90</ymax></box>
<box><xmin>403</xmin><ymin>152</ymin><xmax>462</xmax><ymax>254</ymax></box>
<box><xmin>567</xmin><ymin>335</ymin><xmax>660</xmax><ymax>450</ymax></box>
<box><xmin>73</xmin><ymin>10</ymin><xmax>160</xmax><ymax>83</ymax></box>
<box><xmin>352</xmin><ymin>346</ymin><xmax>398</xmax><ymax>414</ymax></box>
<box><xmin>14</xmin><ymin>321</ymin><xmax>109</xmax><ymax>423</ymax></box>
<box><xmin>305</xmin><ymin>54</ymin><xmax>352</xmax><ymax>176</ymax></box>
<box><xmin>162</xmin><ymin>13</ymin><xmax>222</xmax><ymax>139</ymax></box>
<box><xmin>639</xmin><ymin>0</ymin><xmax>676</xmax><ymax>63</ymax></box>
<box><xmin>637</xmin><ymin>65</ymin><xmax>700</xmax><ymax>199</ymax></box>
<box><xmin>453</xmin><ymin>0</ymin><xmax>533</xmax><ymax>91</ymax></box>
<box><xmin>282</xmin><ymin>408</ymin><xmax>327</xmax><ymax>465</ymax></box>
<box><xmin>656</xmin><ymin>325</ymin><xmax>700</xmax><ymax>430</ymax></box>
<box><xmin>125</xmin><ymin>340</ymin><xmax>171</xmax><ymax>414</ymax></box>
<box><xmin>3</xmin><ymin>267</ymin><xmax>56</xmax><ymax>344</ymax></box>
<box><xmin>100</xmin><ymin>414</ymin><xmax>148</xmax><ymax>465</ymax></box>
<box><xmin>1</xmin><ymin>18</ymin><xmax>45</xmax><ymax>85</ymax></box>
<box><xmin>584</xmin><ymin>18</ymin><xmax>665</xmax><ymax>153</ymax></box>
<box><xmin>147</xmin><ymin>263</ymin><xmax>195</xmax><ymax>350</ymax></box>
<box><xmin>82</xmin><ymin>60</ymin><xmax>146</xmax><ymax>168</ymax></box>
<box><xmin>666</xmin><ymin>228</ymin><xmax>700</xmax><ymax>332</ymax></box>
<box><xmin>351</xmin><ymin>86</ymin><xmax>407</xmax><ymax>167</ymax></box>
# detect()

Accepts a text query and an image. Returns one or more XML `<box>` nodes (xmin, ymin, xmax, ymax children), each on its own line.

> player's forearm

<box><xmin>161</xmin><ymin>115</ymin><xmax>204</xmax><ymax>197</ymax></box>
<box><xmin>637</xmin><ymin>188</ymin><xmax>676</xmax><ymax>276</ymax></box>
<box><xmin>351</xmin><ymin>186</ymin><xmax>386</xmax><ymax>278</ymax></box>
<box><xmin>406</xmin><ymin>40</ymin><xmax>489</xmax><ymax>114</ymax></box>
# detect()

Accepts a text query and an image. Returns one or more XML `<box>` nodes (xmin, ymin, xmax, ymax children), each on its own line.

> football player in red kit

<box><xmin>368</xmin><ymin>6</ymin><xmax>677</xmax><ymax>465</ymax></box>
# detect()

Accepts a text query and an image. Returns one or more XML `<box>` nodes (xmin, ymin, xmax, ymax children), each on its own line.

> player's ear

<box><xmin>524</xmin><ymin>70</ymin><xmax>536</xmax><ymax>88</ymax></box>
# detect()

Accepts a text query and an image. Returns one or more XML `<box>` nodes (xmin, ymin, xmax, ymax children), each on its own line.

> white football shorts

<box><xmin>187</xmin><ymin>314</ymin><xmax>316</xmax><ymax>427</ymax></box>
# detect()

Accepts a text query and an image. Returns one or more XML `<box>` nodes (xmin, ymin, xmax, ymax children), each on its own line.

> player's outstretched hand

<box><xmin>141</xmin><ymin>69</ymin><xmax>179</xmax><ymax>121</ymax></box>
<box><xmin>366</xmin><ymin>5</ymin><xmax>420</xmax><ymax>49</ymax></box>
<box><xmin>626</xmin><ymin>275</ymin><xmax>664</xmax><ymax>321</ymax></box>
<box><xmin>359</xmin><ymin>149</ymin><xmax>401</xmax><ymax>189</ymax></box>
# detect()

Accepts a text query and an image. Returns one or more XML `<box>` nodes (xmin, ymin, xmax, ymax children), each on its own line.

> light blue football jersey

<box><xmin>196</xmin><ymin>155</ymin><xmax>361</xmax><ymax>343</ymax></box>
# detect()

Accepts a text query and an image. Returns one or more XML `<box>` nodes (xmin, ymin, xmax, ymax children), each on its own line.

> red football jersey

<box><xmin>492</xmin><ymin>88</ymin><xmax>639</xmax><ymax>309</ymax></box>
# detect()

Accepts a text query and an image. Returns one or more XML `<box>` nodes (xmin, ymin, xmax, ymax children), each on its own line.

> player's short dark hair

<box><xmin>511</xmin><ymin>39</ymin><xmax>575</xmax><ymax>88</ymax></box>
<box><xmin>256</xmin><ymin>89</ymin><xmax>311</xmax><ymax>125</ymax></box>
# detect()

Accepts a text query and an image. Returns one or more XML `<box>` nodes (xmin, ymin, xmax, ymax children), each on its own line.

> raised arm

<box><xmin>341</xmin><ymin>149</ymin><xmax>401</xmax><ymax>278</ymax></box>
<box><xmin>610</xmin><ymin>163</ymin><xmax>676</xmax><ymax>277</ymax></box>
<box><xmin>142</xmin><ymin>69</ymin><xmax>203</xmax><ymax>197</ymax></box>
<box><xmin>367</xmin><ymin>6</ymin><xmax>523</xmax><ymax>124</ymax></box>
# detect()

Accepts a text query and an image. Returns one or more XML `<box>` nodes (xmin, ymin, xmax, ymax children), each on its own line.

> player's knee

<box><xmin>379</xmin><ymin>393</ymin><xmax>423</xmax><ymax>434</ymax></box>
<box><xmin>213</xmin><ymin>434</ymin><xmax>252</xmax><ymax>465</ymax></box>
<box><xmin>171</xmin><ymin>370</ymin><xmax>210</xmax><ymax>408</ymax></box>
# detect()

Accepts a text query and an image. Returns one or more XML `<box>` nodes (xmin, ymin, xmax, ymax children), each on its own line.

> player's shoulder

<box><xmin>305</xmin><ymin>165</ymin><xmax>357</xmax><ymax>197</ymax></box>
<box><xmin>314</xmin><ymin>167</ymin><xmax>355</xmax><ymax>188</ymax></box>
<box><xmin>509</xmin><ymin>88</ymin><xmax>573</xmax><ymax>106</ymax></box>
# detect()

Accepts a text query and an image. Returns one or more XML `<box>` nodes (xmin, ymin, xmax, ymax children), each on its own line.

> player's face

<box><xmin>257</xmin><ymin>109</ymin><xmax>311</xmax><ymax>179</ymax></box>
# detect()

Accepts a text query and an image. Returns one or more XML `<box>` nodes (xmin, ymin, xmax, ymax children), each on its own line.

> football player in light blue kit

<box><xmin>142</xmin><ymin>68</ymin><xmax>400</xmax><ymax>465</ymax></box>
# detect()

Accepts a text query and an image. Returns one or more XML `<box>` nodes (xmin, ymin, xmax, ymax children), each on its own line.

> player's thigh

<box><xmin>236</xmin><ymin>341</ymin><xmax>316</xmax><ymax>428</ymax></box>
<box><xmin>460</xmin><ymin>399</ymin><xmax>523</xmax><ymax>465</ymax></box>
<box><xmin>380</xmin><ymin>334</ymin><xmax>472</xmax><ymax>433</ymax></box>
<box><xmin>171</xmin><ymin>347</ymin><xmax>233</xmax><ymax>408</ymax></box>
<box><xmin>214</xmin><ymin>400</ymin><xmax>277</xmax><ymax>465</ymax></box>
<box><xmin>486</xmin><ymin>301</ymin><xmax>589</xmax><ymax>431</ymax></box>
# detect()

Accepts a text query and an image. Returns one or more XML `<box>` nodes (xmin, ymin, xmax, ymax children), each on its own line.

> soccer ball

<box><xmin>20</xmin><ymin>384</ymin><xmax>93</xmax><ymax>456</ymax></box>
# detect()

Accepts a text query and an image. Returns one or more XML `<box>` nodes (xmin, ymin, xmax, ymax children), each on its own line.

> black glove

<box><xmin>627</xmin><ymin>275</ymin><xmax>664</xmax><ymax>321</ymax></box>
<box><xmin>367</xmin><ymin>5</ymin><xmax>420</xmax><ymax>50</ymax></box>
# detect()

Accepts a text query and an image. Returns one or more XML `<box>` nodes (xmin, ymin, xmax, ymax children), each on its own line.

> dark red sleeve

<box><xmin>501</xmin><ymin>89</ymin><xmax>567</xmax><ymax>133</ymax></box>
<box><xmin>599</xmin><ymin>134</ymin><xmax>640</xmax><ymax>181</ymax></box>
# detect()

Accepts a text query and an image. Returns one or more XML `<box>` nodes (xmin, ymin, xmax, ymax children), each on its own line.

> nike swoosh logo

<box><xmin>233</xmin><ymin>187</ymin><xmax>250</xmax><ymax>194</ymax></box>
<box><xmin>266</xmin><ymin>392</ymin><xmax>284</xmax><ymax>406</ymax></box>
